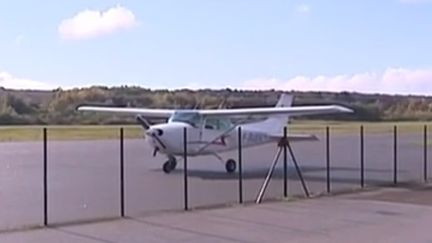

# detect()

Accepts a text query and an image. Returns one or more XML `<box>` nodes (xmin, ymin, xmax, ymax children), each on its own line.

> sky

<box><xmin>1</xmin><ymin>0</ymin><xmax>432</xmax><ymax>94</ymax></box>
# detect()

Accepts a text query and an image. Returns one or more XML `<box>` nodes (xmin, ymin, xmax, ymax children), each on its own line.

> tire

<box><xmin>225</xmin><ymin>159</ymin><xmax>236</xmax><ymax>173</ymax></box>
<box><xmin>163</xmin><ymin>161</ymin><xmax>173</xmax><ymax>174</ymax></box>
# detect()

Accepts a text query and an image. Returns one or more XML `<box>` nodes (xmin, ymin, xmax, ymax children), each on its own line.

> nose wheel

<box><xmin>163</xmin><ymin>158</ymin><xmax>177</xmax><ymax>174</ymax></box>
<box><xmin>225</xmin><ymin>159</ymin><xmax>236</xmax><ymax>173</ymax></box>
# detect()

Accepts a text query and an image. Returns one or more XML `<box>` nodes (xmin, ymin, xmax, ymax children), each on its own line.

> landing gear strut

<box><xmin>163</xmin><ymin>157</ymin><xmax>177</xmax><ymax>174</ymax></box>
<box><xmin>225</xmin><ymin>159</ymin><xmax>236</xmax><ymax>173</ymax></box>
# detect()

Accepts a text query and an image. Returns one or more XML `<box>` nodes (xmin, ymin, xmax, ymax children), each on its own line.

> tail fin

<box><xmin>275</xmin><ymin>93</ymin><xmax>294</xmax><ymax>108</ymax></box>
<box><xmin>265</xmin><ymin>93</ymin><xmax>293</xmax><ymax>135</ymax></box>
<box><xmin>244</xmin><ymin>93</ymin><xmax>293</xmax><ymax>136</ymax></box>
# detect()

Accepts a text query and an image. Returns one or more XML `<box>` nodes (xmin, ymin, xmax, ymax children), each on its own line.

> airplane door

<box><xmin>200</xmin><ymin>117</ymin><xmax>231</xmax><ymax>151</ymax></box>
<box><xmin>186</xmin><ymin>126</ymin><xmax>201</xmax><ymax>142</ymax></box>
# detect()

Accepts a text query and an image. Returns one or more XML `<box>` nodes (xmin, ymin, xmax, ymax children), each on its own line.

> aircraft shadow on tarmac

<box><xmin>161</xmin><ymin>165</ymin><xmax>401</xmax><ymax>185</ymax></box>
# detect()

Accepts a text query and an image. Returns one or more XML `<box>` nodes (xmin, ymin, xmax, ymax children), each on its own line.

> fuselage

<box><xmin>76</xmin><ymin>94</ymin><xmax>352</xmax><ymax>169</ymax></box>
<box><xmin>146</xmin><ymin>120</ymin><xmax>275</xmax><ymax>157</ymax></box>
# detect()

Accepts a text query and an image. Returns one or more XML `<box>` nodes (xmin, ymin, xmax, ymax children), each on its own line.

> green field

<box><xmin>0</xmin><ymin>125</ymin><xmax>142</xmax><ymax>142</ymax></box>
<box><xmin>0</xmin><ymin>121</ymin><xmax>430</xmax><ymax>142</ymax></box>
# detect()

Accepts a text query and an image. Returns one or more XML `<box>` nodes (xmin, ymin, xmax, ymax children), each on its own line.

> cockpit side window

<box><xmin>204</xmin><ymin>117</ymin><xmax>232</xmax><ymax>130</ymax></box>
<box><xmin>204</xmin><ymin>118</ymin><xmax>217</xmax><ymax>130</ymax></box>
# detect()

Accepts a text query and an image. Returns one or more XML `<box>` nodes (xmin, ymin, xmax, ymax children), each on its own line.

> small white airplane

<box><xmin>78</xmin><ymin>94</ymin><xmax>352</xmax><ymax>173</ymax></box>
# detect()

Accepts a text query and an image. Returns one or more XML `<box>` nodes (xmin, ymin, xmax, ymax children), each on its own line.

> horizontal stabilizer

<box><xmin>271</xmin><ymin>133</ymin><xmax>318</xmax><ymax>142</ymax></box>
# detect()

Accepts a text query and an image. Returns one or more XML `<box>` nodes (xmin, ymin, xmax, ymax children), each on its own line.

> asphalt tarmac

<box><xmin>0</xmin><ymin>131</ymin><xmax>431</xmax><ymax>230</ymax></box>
<box><xmin>4</xmin><ymin>186</ymin><xmax>432</xmax><ymax>243</ymax></box>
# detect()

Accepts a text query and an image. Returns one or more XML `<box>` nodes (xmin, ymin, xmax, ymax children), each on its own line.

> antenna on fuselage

<box><xmin>194</xmin><ymin>96</ymin><xmax>206</xmax><ymax>109</ymax></box>
<box><xmin>218</xmin><ymin>96</ymin><xmax>227</xmax><ymax>109</ymax></box>
<box><xmin>218</xmin><ymin>93</ymin><xmax>232</xmax><ymax>110</ymax></box>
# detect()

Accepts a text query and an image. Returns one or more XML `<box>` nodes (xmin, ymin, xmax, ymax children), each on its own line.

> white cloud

<box><xmin>15</xmin><ymin>35</ymin><xmax>24</xmax><ymax>46</ymax></box>
<box><xmin>0</xmin><ymin>72</ymin><xmax>55</xmax><ymax>90</ymax></box>
<box><xmin>295</xmin><ymin>4</ymin><xmax>311</xmax><ymax>14</ymax></box>
<box><xmin>58</xmin><ymin>5</ymin><xmax>137</xmax><ymax>40</ymax></box>
<box><xmin>241</xmin><ymin>68</ymin><xmax>432</xmax><ymax>95</ymax></box>
<box><xmin>3</xmin><ymin>68</ymin><xmax>432</xmax><ymax>95</ymax></box>
<box><xmin>400</xmin><ymin>0</ymin><xmax>432</xmax><ymax>3</ymax></box>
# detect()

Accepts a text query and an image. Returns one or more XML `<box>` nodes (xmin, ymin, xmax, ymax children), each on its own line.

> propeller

<box><xmin>137</xmin><ymin>115</ymin><xmax>167</xmax><ymax>151</ymax></box>
<box><xmin>136</xmin><ymin>115</ymin><xmax>151</xmax><ymax>129</ymax></box>
<box><xmin>146</xmin><ymin>128</ymin><xmax>167</xmax><ymax>150</ymax></box>
<box><xmin>152</xmin><ymin>147</ymin><xmax>159</xmax><ymax>157</ymax></box>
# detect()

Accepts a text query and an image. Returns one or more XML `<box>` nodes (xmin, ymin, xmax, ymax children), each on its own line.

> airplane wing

<box><xmin>76</xmin><ymin>106</ymin><xmax>174</xmax><ymax>119</ymax></box>
<box><xmin>198</xmin><ymin>105</ymin><xmax>353</xmax><ymax>118</ymax></box>
<box><xmin>77</xmin><ymin>104</ymin><xmax>352</xmax><ymax>119</ymax></box>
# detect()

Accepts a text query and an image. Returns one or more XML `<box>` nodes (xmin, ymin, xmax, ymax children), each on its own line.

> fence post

<box><xmin>120</xmin><ymin>128</ymin><xmax>125</xmax><ymax>217</ymax></box>
<box><xmin>283</xmin><ymin>127</ymin><xmax>288</xmax><ymax>197</ymax></box>
<box><xmin>326</xmin><ymin>126</ymin><xmax>330</xmax><ymax>193</ymax></box>
<box><xmin>238</xmin><ymin>127</ymin><xmax>243</xmax><ymax>204</ymax></box>
<box><xmin>424</xmin><ymin>125</ymin><xmax>428</xmax><ymax>183</ymax></box>
<box><xmin>183</xmin><ymin>127</ymin><xmax>189</xmax><ymax>211</ymax></box>
<box><xmin>393</xmin><ymin>125</ymin><xmax>398</xmax><ymax>185</ymax></box>
<box><xmin>360</xmin><ymin>125</ymin><xmax>364</xmax><ymax>188</ymax></box>
<box><xmin>43</xmin><ymin>127</ymin><xmax>48</xmax><ymax>226</ymax></box>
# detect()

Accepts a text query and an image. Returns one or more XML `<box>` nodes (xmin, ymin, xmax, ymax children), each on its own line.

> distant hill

<box><xmin>1</xmin><ymin>86</ymin><xmax>432</xmax><ymax>125</ymax></box>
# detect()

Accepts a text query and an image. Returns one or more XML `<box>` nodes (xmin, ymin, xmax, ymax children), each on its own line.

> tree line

<box><xmin>1</xmin><ymin>86</ymin><xmax>432</xmax><ymax>125</ymax></box>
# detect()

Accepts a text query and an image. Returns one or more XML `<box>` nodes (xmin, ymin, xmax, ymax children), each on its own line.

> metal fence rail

<box><xmin>0</xmin><ymin>124</ymin><xmax>430</xmax><ymax>231</ymax></box>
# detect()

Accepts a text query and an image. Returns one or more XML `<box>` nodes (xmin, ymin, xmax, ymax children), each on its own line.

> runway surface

<box><xmin>0</xmin><ymin>131</ymin><xmax>431</xmax><ymax>230</ymax></box>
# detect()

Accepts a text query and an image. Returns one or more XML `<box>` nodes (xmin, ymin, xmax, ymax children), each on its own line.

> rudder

<box><xmin>243</xmin><ymin>93</ymin><xmax>293</xmax><ymax>136</ymax></box>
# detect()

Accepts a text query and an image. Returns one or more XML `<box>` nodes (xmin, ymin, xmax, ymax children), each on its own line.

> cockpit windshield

<box><xmin>169</xmin><ymin>111</ymin><xmax>202</xmax><ymax>127</ymax></box>
<box><xmin>204</xmin><ymin>117</ymin><xmax>232</xmax><ymax>130</ymax></box>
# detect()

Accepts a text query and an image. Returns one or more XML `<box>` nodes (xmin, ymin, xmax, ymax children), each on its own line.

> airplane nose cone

<box><xmin>146</xmin><ymin>127</ymin><xmax>167</xmax><ymax>150</ymax></box>
<box><xmin>155</xmin><ymin>128</ymin><xmax>163</xmax><ymax>136</ymax></box>
<box><xmin>146</xmin><ymin>128</ymin><xmax>163</xmax><ymax>137</ymax></box>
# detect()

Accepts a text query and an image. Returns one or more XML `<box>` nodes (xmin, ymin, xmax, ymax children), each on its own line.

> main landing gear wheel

<box><xmin>225</xmin><ymin>159</ymin><xmax>236</xmax><ymax>173</ymax></box>
<box><xmin>163</xmin><ymin>159</ymin><xmax>177</xmax><ymax>174</ymax></box>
